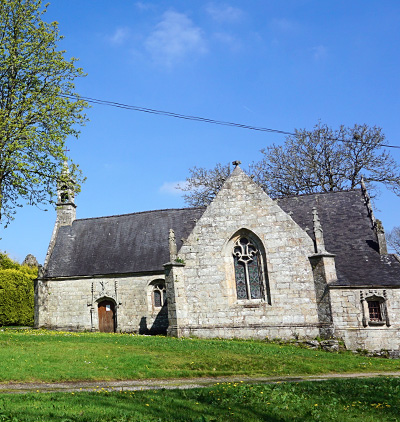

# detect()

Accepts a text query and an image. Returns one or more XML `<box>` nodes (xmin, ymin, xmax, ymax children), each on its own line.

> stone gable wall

<box><xmin>330</xmin><ymin>287</ymin><xmax>400</xmax><ymax>351</ymax></box>
<box><xmin>172</xmin><ymin>167</ymin><xmax>321</xmax><ymax>340</ymax></box>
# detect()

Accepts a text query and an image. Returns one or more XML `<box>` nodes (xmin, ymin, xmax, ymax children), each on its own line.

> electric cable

<box><xmin>61</xmin><ymin>93</ymin><xmax>400</xmax><ymax>149</ymax></box>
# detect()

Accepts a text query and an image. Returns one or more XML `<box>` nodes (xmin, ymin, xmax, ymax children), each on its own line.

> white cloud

<box><xmin>312</xmin><ymin>45</ymin><xmax>328</xmax><ymax>60</ymax></box>
<box><xmin>159</xmin><ymin>180</ymin><xmax>187</xmax><ymax>195</ymax></box>
<box><xmin>206</xmin><ymin>4</ymin><xmax>243</xmax><ymax>23</ymax></box>
<box><xmin>270</xmin><ymin>18</ymin><xmax>298</xmax><ymax>33</ymax></box>
<box><xmin>145</xmin><ymin>11</ymin><xmax>207</xmax><ymax>66</ymax></box>
<box><xmin>135</xmin><ymin>2</ymin><xmax>153</xmax><ymax>10</ymax></box>
<box><xmin>109</xmin><ymin>27</ymin><xmax>130</xmax><ymax>45</ymax></box>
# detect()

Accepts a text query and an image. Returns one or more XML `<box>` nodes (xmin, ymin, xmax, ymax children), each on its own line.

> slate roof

<box><xmin>277</xmin><ymin>190</ymin><xmax>400</xmax><ymax>287</ymax></box>
<box><xmin>44</xmin><ymin>208</ymin><xmax>205</xmax><ymax>278</ymax></box>
<box><xmin>44</xmin><ymin>189</ymin><xmax>400</xmax><ymax>287</ymax></box>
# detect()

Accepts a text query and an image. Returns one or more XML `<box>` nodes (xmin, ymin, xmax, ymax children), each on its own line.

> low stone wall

<box><xmin>179</xmin><ymin>324</ymin><xmax>321</xmax><ymax>340</ymax></box>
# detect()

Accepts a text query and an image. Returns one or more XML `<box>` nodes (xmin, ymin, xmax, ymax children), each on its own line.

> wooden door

<box><xmin>98</xmin><ymin>300</ymin><xmax>115</xmax><ymax>333</ymax></box>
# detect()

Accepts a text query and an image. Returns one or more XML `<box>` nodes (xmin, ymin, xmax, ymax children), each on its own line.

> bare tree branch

<box><xmin>387</xmin><ymin>226</ymin><xmax>400</xmax><ymax>254</ymax></box>
<box><xmin>179</xmin><ymin>123</ymin><xmax>400</xmax><ymax>207</ymax></box>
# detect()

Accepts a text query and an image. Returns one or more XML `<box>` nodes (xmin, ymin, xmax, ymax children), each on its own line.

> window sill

<box><xmin>236</xmin><ymin>299</ymin><xmax>264</xmax><ymax>308</ymax></box>
<box><xmin>368</xmin><ymin>321</ymin><xmax>386</xmax><ymax>326</ymax></box>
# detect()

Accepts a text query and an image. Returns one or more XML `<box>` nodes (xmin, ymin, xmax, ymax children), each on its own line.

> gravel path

<box><xmin>1</xmin><ymin>372</ymin><xmax>400</xmax><ymax>394</ymax></box>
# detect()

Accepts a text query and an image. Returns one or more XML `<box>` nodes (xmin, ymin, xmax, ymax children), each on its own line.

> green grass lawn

<box><xmin>1</xmin><ymin>328</ymin><xmax>400</xmax><ymax>383</ymax></box>
<box><xmin>1</xmin><ymin>329</ymin><xmax>400</xmax><ymax>421</ymax></box>
<box><xmin>0</xmin><ymin>377</ymin><xmax>399</xmax><ymax>421</ymax></box>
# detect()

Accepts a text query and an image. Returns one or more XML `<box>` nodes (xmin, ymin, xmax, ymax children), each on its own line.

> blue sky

<box><xmin>1</xmin><ymin>0</ymin><xmax>400</xmax><ymax>263</ymax></box>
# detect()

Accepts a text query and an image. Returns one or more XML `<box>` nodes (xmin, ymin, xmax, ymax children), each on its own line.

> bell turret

<box><xmin>56</xmin><ymin>160</ymin><xmax>76</xmax><ymax>226</ymax></box>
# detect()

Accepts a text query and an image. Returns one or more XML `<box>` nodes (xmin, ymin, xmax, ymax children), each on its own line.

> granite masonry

<box><xmin>35</xmin><ymin>164</ymin><xmax>400</xmax><ymax>351</ymax></box>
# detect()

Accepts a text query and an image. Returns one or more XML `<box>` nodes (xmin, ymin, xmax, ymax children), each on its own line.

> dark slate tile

<box><xmin>277</xmin><ymin>190</ymin><xmax>400</xmax><ymax>287</ymax></box>
<box><xmin>45</xmin><ymin>207</ymin><xmax>205</xmax><ymax>277</ymax></box>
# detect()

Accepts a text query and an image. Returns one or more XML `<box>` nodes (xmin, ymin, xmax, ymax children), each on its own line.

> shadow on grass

<box><xmin>0</xmin><ymin>378</ymin><xmax>399</xmax><ymax>421</ymax></box>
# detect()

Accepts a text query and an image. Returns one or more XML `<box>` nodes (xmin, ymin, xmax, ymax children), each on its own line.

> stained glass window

<box><xmin>233</xmin><ymin>237</ymin><xmax>263</xmax><ymax>300</ymax></box>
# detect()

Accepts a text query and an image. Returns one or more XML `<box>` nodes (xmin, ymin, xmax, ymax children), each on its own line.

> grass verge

<box><xmin>1</xmin><ymin>329</ymin><xmax>400</xmax><ymax>383</ymax></box>
<box><xmin>0</xmin><ymin>377</ymin><xmax>399</xmax><ymax>421</ymax></box>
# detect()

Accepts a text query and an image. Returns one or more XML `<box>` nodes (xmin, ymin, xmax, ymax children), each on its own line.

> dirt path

<box><xmin>1</xmin><ymin>372</ymin><xmax>400</xmax><ymax>394</ymax></box>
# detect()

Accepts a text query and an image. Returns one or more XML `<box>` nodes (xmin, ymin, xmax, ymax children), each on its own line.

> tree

<box><xmin>252</xmin><ymin>123</ymin><xmax>400</xmax><ymax>198</ymax></box>
<box><xmin>178</xmin><ymin>123</ymin><xmax>400</xmax><ymax>206</ymax></box>
<box><xmin>0</xmin><ymin>0</ymin><xmax>87</xmax><ymax>226</ymax></box>
<box><xmin>387</xmin><ymin>226</ymin><xmax>400</xmax><ymax>255</ymax></box>
<box><xmin>178</xmin><ymin>162</ymin><xmax>233</xmax><ymax>207</ymax></box>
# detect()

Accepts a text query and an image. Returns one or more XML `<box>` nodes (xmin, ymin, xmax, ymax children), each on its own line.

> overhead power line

<box><xmin>61</xmin><ymin>93</ymin><xmax>400</xmax><ymax>149</ymax></box>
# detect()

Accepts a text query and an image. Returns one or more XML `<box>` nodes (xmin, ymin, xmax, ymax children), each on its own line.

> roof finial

<box><xmin>232</xmin><ymin>160</ymin><xmax>241</xmax><ymax>167</ymax></box>
<box><xmin>360</xmin><ymin>175</ymin><xmax>367</xmax><ymax>192</ymax></box>
<box><xmin>312</xmin><ymin>207</ymin><xmax>326</xmax><ymax>253</ymax></box>
<box><xmin>169</xmin><ymin>228</ymin><xmax>177</xmax><ymax>260</ymax></box>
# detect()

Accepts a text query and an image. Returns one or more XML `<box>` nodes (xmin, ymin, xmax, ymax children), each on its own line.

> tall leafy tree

<box><xmin>0</xmin><ymin>0</ymin><xmax>87</xmax><ymax>226</ymax></box>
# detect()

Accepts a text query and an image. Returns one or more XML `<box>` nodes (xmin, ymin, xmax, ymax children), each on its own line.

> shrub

<box><xmin>0</xmin><ymin>253</ymin><xmax>20</xmax><ymax>270</ymax></box>
<box><xmin>0</xmin><ymin>253</ymin><xmax>37</xmax><ymax>326</ymax></box>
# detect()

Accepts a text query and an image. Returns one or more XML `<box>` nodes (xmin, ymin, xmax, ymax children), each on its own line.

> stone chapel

<box><xmin>34</xmin><ymin>163</ymin><xmax>400</xmax><ymax>351</ymax></box>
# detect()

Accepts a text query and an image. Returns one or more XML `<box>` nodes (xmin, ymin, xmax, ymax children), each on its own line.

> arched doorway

<box><xmin>98</xmin><ymin>299</ymin><xmax>116</xmax><ymax>333</ymax></box>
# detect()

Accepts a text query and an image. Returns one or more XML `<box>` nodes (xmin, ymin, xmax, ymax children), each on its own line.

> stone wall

<box><xmin>168</xmin><ymin>167</ymin><xmax>322</xmax><ymax>340</ymax></box>
<box><xmin>330</xmin><ymin>287</ymin><xmax>400</xmax><ymax>350</ymax></box>
<box><xmin>35</xmin><ymin>274</ymin><xmax>167</xmax><ymax>333</ymax></box>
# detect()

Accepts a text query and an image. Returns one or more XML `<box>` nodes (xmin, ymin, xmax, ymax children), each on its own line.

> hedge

<box><xmin>0</xmin><ymin>254</ymin><xmax>37</xmax><ymax>326</ymax></box>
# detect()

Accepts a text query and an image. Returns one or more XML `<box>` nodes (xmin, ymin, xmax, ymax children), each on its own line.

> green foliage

<box><xmin>0</xmin><ymin>0</ymin><xmax>88</xmax><ymax>225</ymax></box>
<box><xmin>0</xmin><ymin>253</ymin><xmax>36</xmax><ymax>326</ymax></box>
<box><xmin>0</xmin><ymin>252</ymin><xmax>19</xmax><ymax>270</ymax></box>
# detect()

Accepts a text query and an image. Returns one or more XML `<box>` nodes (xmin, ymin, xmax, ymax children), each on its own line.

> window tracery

<box><xmin>233</xmin><ymin>237</ymin><xmax>264</xmax><ymax>300</ymax></box>
<box><xmin>152</xmin><ymin>283</ymin><xmax>166</xmax><ymax>308</ymax></box>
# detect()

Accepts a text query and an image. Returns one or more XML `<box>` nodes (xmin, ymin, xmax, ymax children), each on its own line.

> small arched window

<box><xmin>152</xmin><ymin>283</ymin><xmax>166</xmax><ymax>308</ymax></box>
<box><xmin>233</xmin><ymin>237</ymin><xmax>265</xmax><ymax>300</ymax></box>
<box><xmin>60</xmin><ymin>185</ymin><xmax>69</xmax><ymax>203</ymax></box>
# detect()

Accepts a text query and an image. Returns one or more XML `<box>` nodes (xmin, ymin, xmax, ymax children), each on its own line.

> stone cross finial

<box><xmin>360</xmin><ymin>175</ymin><xmax>366</xmax><ymax>191</ymax></box>
<box><xmin>232</xmin><ymin>160</ymin><xmax>241</xmax><ymax>167</ymax></box>
<box><xmin>169</xmin><ymin>228</ymin><xmax>177</xmax><ymax>259</ymax></box>
<box><xmin>375</xmin><ymin>219</ymin><xmax>388</xmax><ymax>255</ymax></box>
<box><xmin>312</xmin><ymin>207</ymin><xmax>326</xmax><ymax>253</ymax></box>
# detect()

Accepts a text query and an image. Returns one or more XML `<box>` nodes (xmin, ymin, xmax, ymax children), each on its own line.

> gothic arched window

<box><xmin>233</xmin><ymin>237</ymin><xmax>264</xmax><ymax>300</ymax></box>
<box><xmin>152</xmin><ymin>283</ymin><xmax>166</xmax><ymax>308</ymax></box>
